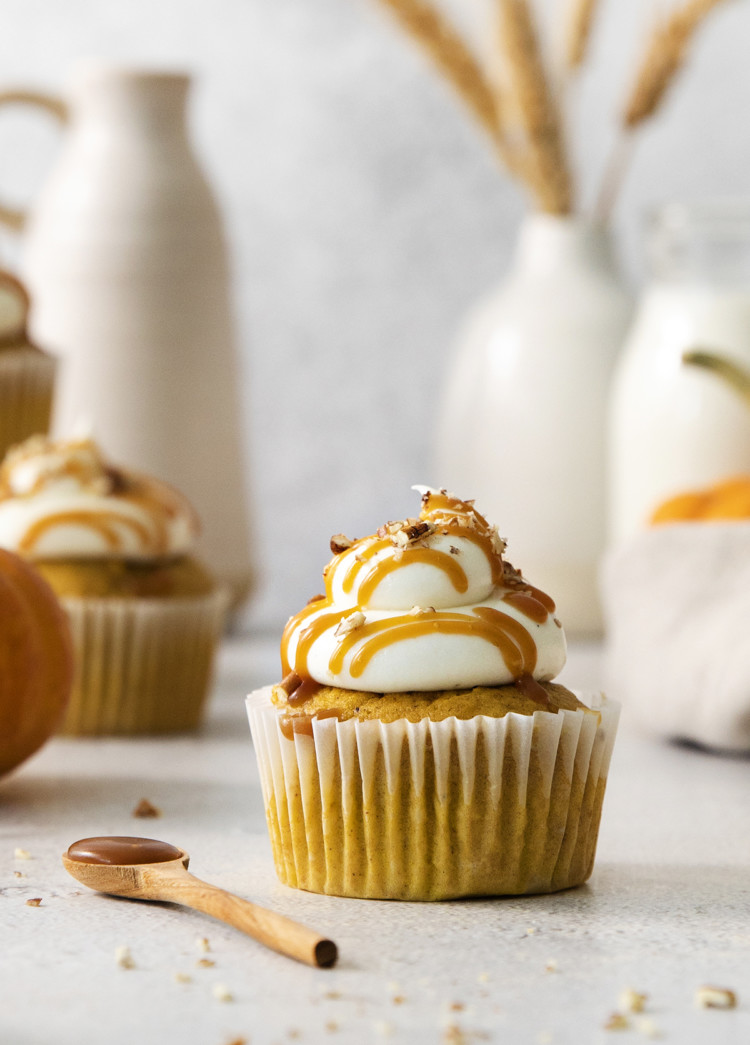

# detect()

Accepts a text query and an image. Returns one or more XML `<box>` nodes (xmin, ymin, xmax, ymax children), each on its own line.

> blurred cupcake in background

<box><xmin>0</xmin><ymin>433</ymin><xmax>228</xmax><ymax>735</ymax></box>
<box><xmin>0</xmin><ymin>270</ymin><xmax>56</xmax><ymax>455</ymax></box>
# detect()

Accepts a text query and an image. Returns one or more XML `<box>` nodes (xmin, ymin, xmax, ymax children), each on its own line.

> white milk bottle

<box><xmin>609</xmin><ymin>202</ymin><xmax>750</xmax><ymax>545</ymax></box>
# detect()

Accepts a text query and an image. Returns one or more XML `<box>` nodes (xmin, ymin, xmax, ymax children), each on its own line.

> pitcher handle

<box><xmin>0</xmin><ymin>90</ymin><xmax>68</xmax><ymax>232</ymax></box>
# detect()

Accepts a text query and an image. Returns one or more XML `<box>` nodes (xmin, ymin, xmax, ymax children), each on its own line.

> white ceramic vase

<box><xmin>0</xmin><ymin>65</ymin><xmax>253</xmax><ymax>606</ymax></box>
<box><xmin>436</xmin><ymin>214</ymin><xmax>633</xmax><ymax>636</ymax></box>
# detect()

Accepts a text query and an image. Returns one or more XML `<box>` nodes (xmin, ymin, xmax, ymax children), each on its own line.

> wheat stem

<box><xmin>375</xmin><ymin>0</ymin><xmax>517</xmax><ymax>170</ymax></box>
<box><xmin>565</xmin><ymin>0</ymin><xmax>600</xmax><ymax>72</ymax></box>
<box><xmin>624</xmin><ymin>0</ymin><xmax>730</xmax><ymax>128</ymax></box>
<box><xmin>497</xmin><ymin>0</ymin><xmax>573</xmax><ymax>214</ymax></box>
<box><xmin>594</xmin><ymin>0</ymin><xmax>730</xmax><ymax>221</ymax></box>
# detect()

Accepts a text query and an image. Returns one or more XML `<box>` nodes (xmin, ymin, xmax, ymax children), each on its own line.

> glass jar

<box><xmin>608</xmin><ymin>201</ymin><xmax>750</xmax><ymax>545</ymax></box>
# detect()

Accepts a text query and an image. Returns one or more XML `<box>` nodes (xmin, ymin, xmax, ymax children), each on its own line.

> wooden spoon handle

<box><xmin>145</xmin><ymin>869</ymin><xmax>337</xmax><ymax>968</ymax></box>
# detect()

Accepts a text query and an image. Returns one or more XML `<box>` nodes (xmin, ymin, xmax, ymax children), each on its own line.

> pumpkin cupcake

<box><xmin>247</xmin><ymin>488</ymin><xmax>618</xmax><ymax>901</ymax></box>
<box><xmin>0</xmin><ymin>270</ymin><xmax>56</xmax><ymax>457</ymax></box>
<box><xmin>0</xmin><ymin>434</ymin><xmax>227</xmax><ymax>734</ymax></box>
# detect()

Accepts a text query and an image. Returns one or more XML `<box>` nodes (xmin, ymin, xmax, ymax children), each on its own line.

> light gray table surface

<box><xmin>2</xmin><ymin>637</ymin><xmax>749</xmax><ymax>1045</ymax></box>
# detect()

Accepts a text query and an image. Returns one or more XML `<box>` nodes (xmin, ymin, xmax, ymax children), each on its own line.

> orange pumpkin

<box><xmin>0</xmin><ymin>549</ymin><xmax>74</xmax><ymax>779</ymax></box>
<box><xmin>651</xmin><ymin>475</ymin><xmax>750</xmax><ymax>525</ymax></box>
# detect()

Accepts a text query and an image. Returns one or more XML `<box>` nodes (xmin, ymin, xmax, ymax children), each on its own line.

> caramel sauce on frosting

<box><xmin>280</xmin><ymin>487</ymin><xmax>566</xmax><ymax>698</ymax></box>
<box><xmin>0</xmin><ymin>435</ymin><xmax>198</xmax><ymax>561</ymax></box>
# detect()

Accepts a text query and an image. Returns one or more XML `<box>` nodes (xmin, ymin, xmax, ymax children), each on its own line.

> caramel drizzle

<box><xmin>15</xmin><ymin>470</ymin><xmax>192</xmax><ymax>557</ymax></box>
<box><xmin>330</xmin><ymin>606</ymin><xmax>537</xmax><ymax>679</ymax></box>
<box><xmin>338</xmin><ymin>539</ymin><xmax>382</xmax><ymax>594</ymax></box>
<box><xmin>280</xmin><ymin>493</ymin><xmax>554</xmax><ymax>688</ymax></box>
<box><xmin>20</xmin><ymin>509</ymin><xmax>153</xmax><ymax>555</ymax></box>
<box><xmin>358</xmin><ymin>546</ymin><xmax>469</xmax><ymax>604</ymax></box>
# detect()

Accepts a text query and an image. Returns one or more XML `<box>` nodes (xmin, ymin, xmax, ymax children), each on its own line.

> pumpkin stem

<box><xmin>682</xmin><ymin>348</ymin><xmax>750</xmax><ymax>407</ymax></box>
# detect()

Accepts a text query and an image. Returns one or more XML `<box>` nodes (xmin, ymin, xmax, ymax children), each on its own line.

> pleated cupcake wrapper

<box><xmin>0</xmin><ymin>348</ymin><xmax>56</xmax><ymax>456</ymax></box>
<box><xmin>60</xmin><ymin>587</ymin><xmax>229</xmax><ymax>735</ymax></box>
<box><xmin>247</xmin><ymin>689</ymin><xmax>619</xmax><ymax>901</ymax></box>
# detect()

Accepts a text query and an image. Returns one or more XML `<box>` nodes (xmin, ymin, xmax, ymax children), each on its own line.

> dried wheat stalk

<box><xmin>565</xmin><ymin>0</ymin><xmax>600</xmax><ymax>71</ymax></box>
<box><xmin>624</xmin><ymin>0</ymin><xmax>729</xmax><ymax>127</ymax></box>
<box><xmin>596</xmin><ymin>0</ymin><xmax>729</xmax><ymax>219</ymax></box>
<box><xmin>497</xmin><ymin>0</ymin><xmax>573</xmax><ymax>214</ymax></box>
<box><xmin>375</xmin><ymin>0</ymin><xmax>516</xmax><ymax>170</ymax></box>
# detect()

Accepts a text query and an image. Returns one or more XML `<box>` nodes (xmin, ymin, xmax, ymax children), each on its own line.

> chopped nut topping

<box><xmin>379</xmin><ymin>517</ymin><xmax>436</xmax><ymax>549</ymax></box>
<box><xmin>545</xmin><ymin>959</ymin><xmax>558</xmax><ymax>973</ymax></box>
<box><xmin>196</xmin><ymin>958</ymin><xmax>216</xmax><ymax>968</ymax></box>
<box><xmin>278</xmin><ymin>671</ymin><xmax>303</xmax><ymax>697</ymax></box>
<box><xmin>25</xmin><ymin>897</ymin><xmax>42</xmax><ymax>907</ymax></box>
<box><xmin>489</xmin><ymin>526</ymin><xmax>506</xmax><ymax>555</ymax></box>
<box><xmin>334</xmin><ymin>611</ymin><xmax>366</xmax><ymax>637</ymax></box>
<box><xmin>196</xmin><ymin>936</ymin><xmax>211</xmax><ymax>953</ymax></box>
<box><xmin>330</xmin><ymin>533</ymin><xmax>353</xmax><ymax>555</ymax></box>
<box><xmin>603</xmin><ymin>1012</ymin><xmax>629</xmax><ymax>1031</ymax></box>
<box><xmin>14</xmin><ymin>848</ymin><xmax>31</xmax><ymax>860</ymax></box>
<box><xmin>174</xmin><ymin>972</ymin><xmax>192</xmax><ymax>984</ymax></box>
<box><xmin>132</xmin><ymin>798</ymin><xmax>161</xmax><ymax>818</ymax></box>
<box><xmin>13</xmin><ymin>871</ymin><xmax>24</xmax><ymax>879</ymax></box>
<box><xmin>619</xmin><ymin>988</ymin><xmax>647</xmax><ymax>1013</ymax></box>
<box><xmin>695</xmin><ymin>985</ymin><xmax>737</xmax><ymax>1009</ymax></box>
<box><xmin>449</xmin><ymin>545</ymin><xmax>460</xmax><ymax>555</ymax></box>
<box><xmin>115</xmin><ymin>946</ymin><xmax>135</xmax><ymax>969</ymax></box>
<box><xmin>211</xmin><ymin>983</ymin><xmax>233</xmax><ymax>1002</ymax></box>
<box><xmin>409</xmin><ymin>605</ymin><xmax>435</xmax><ymax>616</ymax></box>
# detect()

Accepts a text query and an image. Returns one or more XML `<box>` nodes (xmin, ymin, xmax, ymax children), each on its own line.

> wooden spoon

<box><xmin>62</xmin><ymin>836</ymin><xmax>337</xmax><ymax>968</ymax></box>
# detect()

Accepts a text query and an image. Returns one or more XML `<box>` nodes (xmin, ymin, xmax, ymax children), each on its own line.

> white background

<box><xmin>0</xmin><ymin>0</ymin><xmax>748</xmax><ymax>631</ymax></box>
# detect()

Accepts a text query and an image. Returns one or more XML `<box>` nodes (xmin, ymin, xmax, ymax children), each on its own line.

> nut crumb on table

<box><xmin>114</xmin><ymin>946</ymin><xmax>135</xmax><ymax>969</ymax></box>
<box><xmin>25</xmin><ymin>897</ymin><xmax>42</xmax><ymax>907</ymax></box>
<box><xmin>634</xmin><ymin>1016</ymin><xmax>663</xmax><ymax>1039</ymax></box>
<box><xmin>132</xmin><ymin>797</ymin><xmax>161</xmax><ymax>818</ymax></box>
<box><xmin>694</xmin><ymin>985</ymin><xmax>737</xmax><ymax>1009</ymax></box>
<box><xmin>619</xmin><ymin>988</ymin><xmax>648</xmax><ymax>1013</ymax></box>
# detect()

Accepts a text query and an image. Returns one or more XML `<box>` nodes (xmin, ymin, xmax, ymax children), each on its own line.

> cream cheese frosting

<box><xmin>0</xmin><ymin>435</ymin><xmax>198</xmax><ymax>561</ymax></box>
<box><xmin>281</xmin><ymin>487</ymin><xmax>567</xmax><ymax>692</ymax></box>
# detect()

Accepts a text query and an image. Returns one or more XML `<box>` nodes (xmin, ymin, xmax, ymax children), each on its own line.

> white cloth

<box><xmin>601</xmin><ymin>523</ymin><xmax>750</xmax><ymax>752</ymax></box>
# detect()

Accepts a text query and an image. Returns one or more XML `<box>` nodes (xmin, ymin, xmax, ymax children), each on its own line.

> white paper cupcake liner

<box><xmin>247</xmin><ymin>689</ymin><xmax>619</xmax><ymax>901</ymax></box>
<box><xmin>0</xmin><ymin>347</ymin><xmax>56</xmax><ymax>456</ymax></box>
<box><xmin>60</xmin><ymin>587</ymin><xmax>229</xmax><ymax>735</ymax></box>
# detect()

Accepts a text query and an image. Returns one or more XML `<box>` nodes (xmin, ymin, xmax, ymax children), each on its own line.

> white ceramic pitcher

<box><xmin>0</xmin><ymin>64</ymin><xmax>253</xmax><ymax>607</ymax></box>
<box><xmin>436</xmin><ymin>215</ymin><xmax>633</xmax><ymax>636</ymax></box>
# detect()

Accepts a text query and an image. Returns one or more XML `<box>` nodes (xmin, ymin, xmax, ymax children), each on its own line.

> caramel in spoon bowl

<box><xmin>63</xmin><ymin>835</ymin><xmax>337</xmax><ymax>968</ymax></box>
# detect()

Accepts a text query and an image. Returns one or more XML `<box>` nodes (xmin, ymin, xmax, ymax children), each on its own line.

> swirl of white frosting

<box><xmin>0</xmin><ymin>435</ymin><xmax>198</xmax><ymax>560</ymax></box>
<box><xmin>281</xmin><ymin>488</ymin><xmax>567</xmax><ymax>692</ymax></box>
